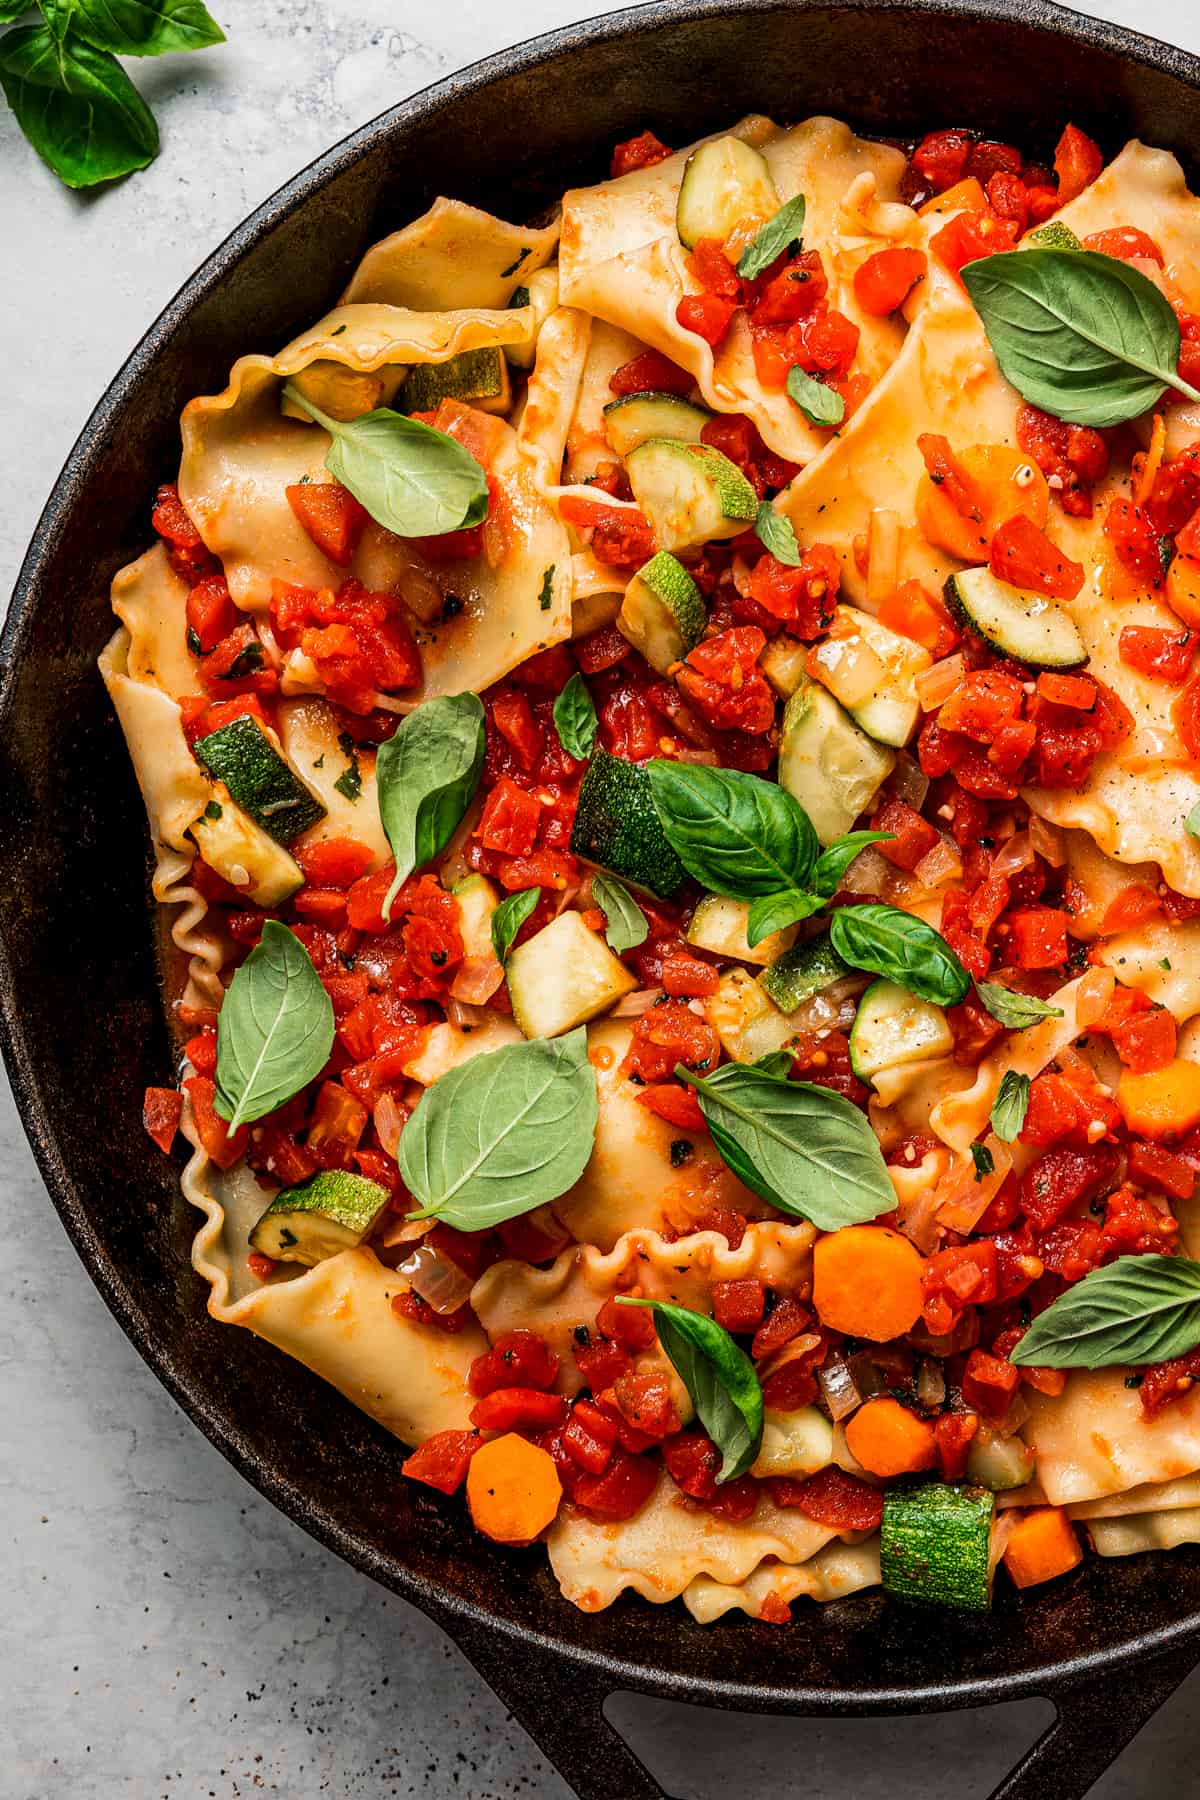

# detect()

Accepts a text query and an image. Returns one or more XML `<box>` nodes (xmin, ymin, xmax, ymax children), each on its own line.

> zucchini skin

<box><xmin>760</xmin><ymin>934</ymin><xmax>850</xmax><ymax>1013</ymax></box>
<box><xmin>569</xmin><ymin>748</ymin><xmax>685</xmax><ymax>898</ymax></box>
<box><xmin>194</xmin><ymin>715</ymin><xmax>325</xmax><ymax>844</ymax></box>
<box><xmin>881</xmin><ymin>1481</ymin><xmax>995</xmax><ymax>1610</ymax></box>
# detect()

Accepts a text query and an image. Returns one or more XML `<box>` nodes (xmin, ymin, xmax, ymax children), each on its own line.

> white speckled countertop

<box><xmin>4</xmin><ymin>2</ymin><xmax>1200</xmax><ymax>1794</ymax></box>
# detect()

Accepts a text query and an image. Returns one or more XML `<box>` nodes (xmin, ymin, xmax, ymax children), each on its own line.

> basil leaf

<box><xmin>616</xmin><ymin>1298</ymin><xmax>763</xmax><ymax>1481</ymax></box>
<box><xmin>746</xmin><ymin>889</ymin><xmax>825</xmax><ymax>948</ymax></box>
<box><xmin>753</xmin><ymin>1049</ymin><xmax>793</xmax><ymax>1081</ymax></box>
<box><xmin>679</xmin><ymin>1061</ymin><xmax>895</xmax><ymax>1232</ymax></box>
<box><xmin>736</xmin><ymin>192</ymin><xmax>806</xmax><ymax>281</ymax></box>
<box><xmin>647</xmin><ymin>761</ymin><xmax>818</xmax><ymax>899</ymax></box>
<box><xmin>40</xmin><ymin>0</ymin><xmax>224</xmax><ymax>54</ymax></box>
<box><xmin>786</xmin><ymin>364</ymin><xmax>845</xmax><ymax>429</ymax></box>
<box><xmin>0</xmin><ymin>1</ymin><xmax>34</xmax><ymax>17</ymax></box>
<box><xmin>975</xmin><ymin>980</ymin><xmax>1065</xmax><ymax>1030</ymax></box>
<box><xmin>491</xmin><ymin>887</ymin><xmax>540</xmax><ymax>962</ymax></box>
<box><xmin>1011</xmin><ymin>1254</ymin><xmax>1200</xmax><ymax>1369</ymax></box>
<box><xmin>962</xmin><ymin>248</ymin><xmax>1200</xmax><ymax>427</ymax></box>
<box><xmin>754</xmin><ymin>501</ymin><xmax>802</xmax><ymax>567</ymax></box>
<box><xmin>990</xmin><ymin>1071</ymin><xmax>1031</xmax><ymax>1143</ymax></box>
<box><xmin>375</xmin><ymin>693</ymin><xmax>485</xmax><ymax>921</ymax></box>
<box><xmin>282</xmin><ymin>384</ymin><xmax>489</xmax><ymax>538</ymax></box>
<box><xmin>970</xmin><ymin>1143</ymin><xmax>995</xmax><ymax>1181</ymax></box>
<box><xmin>591</xmin><ymin>872</ymin><xmax>648</xmax><ymax>953</ymax></box>
<box><xmin>552</xmin><ymin>671</ymin><xmax>597</xmax><ymax>761</ymax></box>
<box><xmin>829</xmin><ymin>903</ymin><xmax>970</xmax><ymax>1005</ymax></box>
<box><xmin>399</xmin><ymin>1028</ymin><xmax>598</xmax><ymax>1231</ymax></box>
<box><xmin>0</xmin><ymin>24</ymin><xmax>157</xmax><ymax>187</ymax></box>
<box><xmin>214</xmin><ymin>922</ymin><xmax>334</xmax><ymax>1133</ymax></box>
<box><xmin>812</xmin><ymin>830</ymin><xmax>895</xmax><ymax>897</ymax></box>
<box><xmin>1186</xmin><ymin>801</ymin><xmax>1200</xmax><ymax>839</ymax></box>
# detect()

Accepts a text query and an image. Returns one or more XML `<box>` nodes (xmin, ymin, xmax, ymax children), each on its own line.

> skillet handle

<box><xmin>446</xmin><ymin>1614</ymin><xmax>669</xmax><ymax>1800</ymax></box>
<box><xmin>987</xmin><ymin>1638</ymin><xmax>1198</xmax><ymax>1800</ymax></box>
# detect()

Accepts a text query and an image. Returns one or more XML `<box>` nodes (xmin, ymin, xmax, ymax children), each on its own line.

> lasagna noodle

<box><xmin>558</xmin><ymin>115</ymin><xmax>911</xmax><ymax>465</ymax></box>
<box><xmin>275</xmin><ymin>696</ymin><xmax>392</xmax><ymax>869</ymax></box>
<box><xmin>683</xmin><ymin>1535</ymin><xmax>882</xmax><ymax>1622</ymax></box>
<box><xmin>341</xmin><ymin>197</ymin><xmax>560</xmax><ymax>311</ymax></box>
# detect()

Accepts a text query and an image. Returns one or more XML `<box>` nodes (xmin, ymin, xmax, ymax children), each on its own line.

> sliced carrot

<box><xmin>844</xmin><ymin>1397</ymin><xmax>937</xmax><ymax>1479</ymax></box>
<box><xmin>918</xmin><ymin>176</ymin><xmax>988</xmax><ymax>217</ymax></box>
<box><xmin>916</xmin><ymin>442</ymin><xmax>1048</xmax><ymax>564</ymax></box>
<box><xmin>1003</xmin><ymin>1507</ymin><xmax>1083</xmax><ymax>1589</ymax></box>
<box><xmin>812</xmin><ymin>1225</ymin><xmax>925</xmax><ymax>1342</ymax></box>
<box><xmin>465</xmin><ymin>1432</ymin><xmax>562</xmax><ymax>1544</ymax></box>
<box><xmin>1117</xmin><ymin>1059</ymin><xmax>1200</xmax><ymax>1140</ymax></box>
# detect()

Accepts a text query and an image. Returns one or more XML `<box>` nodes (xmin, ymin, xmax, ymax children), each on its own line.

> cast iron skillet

<box><xmin>4</xmin><ymin>2</ymin><xmax>1200</xmax><ymax>1794</ymax></box>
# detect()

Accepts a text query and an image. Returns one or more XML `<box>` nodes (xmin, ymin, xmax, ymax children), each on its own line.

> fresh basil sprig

<box><xmin>990</xmin><ymin>1070</ymin><xmax>1030</xmax><ymax>1143</ymax></box>
<box><xmin>962</xmin><ymin>248</ymin><xmax>1200</xmax><ymax>427</ymax></box>
<box><xmin>754</xmin><ymin>501</ymin><xmax>802</xmax><ymax>567</ymax></box>
<box><xmin>553</xmin><ymin>671</ymin><xmax>597</xmax><ymax>761</ymax></box>
<box><xmin>648</xmin><ymin>761</ymin><xmax>818</xmax><ymax>903</ymax></box>
<box><xmin>1186</xmin><ymin>801</ymin><xmax>1200</xmax><ymax>839</ymax></box>
<box><xmin>375</xmin><ymin>693</ymin><xmax>485</xmax><ymax>921</ymax></box>
<box><xmin>214</xmin><ymin>922</ymin><xmax>334</xmax><ymax>1133</ymax></box>
<box><xmin>616</xmin><ymin>1297</ymin><xmax>763</xmax><ymax>1481</ymax></box>
<box><xmin>591</xmin><ymin>872</ymin><xmax>648</xmax><ymax>953</ymax></box>
<box><xmin>812</xmin><ymin>830</ymin><xmax>894</xmax><ymax>897</ymax></box>
<box><xmin>399</xmin><ymin>1028</ymin><xmax>598</xmax><ymax>1231</ymax></box>
<box><xmin>1012</xmin><ymin>1255</ymin><xmax>1200</xmax><ymax>1369</ymax></box>
<box><xmin>746</xmin><ymin>889</ymin><xmax>826</xmax><ymax>946</ymax></box>
<box><xmin>829</xmin><ymin>903</ymin><xmax>970</xmax><ymax>1006</ymax></box>
<box><xmin>736</xmin><ymin>192</ymin><xmax>806</xmax><ymax>281</ymax></box>
<box><xmin>491</xmin><ymin>887</ymin><xmax>540</xmax><ymax>962</ymax></box>
<box><xmin>0</xmin><ymin>8</ymin><xmax>221</xmax><ymax>190</ymax></box>
<box><xmin>975</xmin><ymin>981</ymin><xmax>1064</xmax><ymax>1030</ymax></box>
<box><xmin>282</xmin><ymin>382</ymin><xmax>489</xmax><ymax>538</ymax></box>
<box><xmin>678</xmin><ymin>1061</ymin><xmax>895</xmax><ymax>1232</ymax></box>
<box><xmin>786</xmin><ymin>364</ymin><xmax>845</xmax><ymax>429</ymax></box>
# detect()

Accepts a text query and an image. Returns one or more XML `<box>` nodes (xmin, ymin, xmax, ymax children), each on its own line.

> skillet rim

<box><xmin>4</xmin><ymin>0</ymin><xmax>1200</xmax><ymax>1716</ymax></box>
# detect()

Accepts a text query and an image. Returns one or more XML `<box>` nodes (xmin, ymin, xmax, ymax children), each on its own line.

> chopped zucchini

<box><xmin>190</xmin><ymin>792</ymin><xmax>304</xmax><ymax>908</ymax></box>
<box><xmin>881</xmin><ymin>1481</ymin><xmax>996</xmax><ymax>1610</ymax></box>
<box><xmin>778</xmin><ymin>676</ymin><xmax>896</xmax><ymax>845</ymax></box>
<box><xmin>687</xmin><ymin>893</ymin><xmax>798</xmax><ymax>967</ymax></box>
<box><xmin>249</xmin><ymin>1170</ymin><xmax>390</xmax><ymax>1266</ymax></box>
<box><xmin>453</xmin><ymin>873</ymin><xmax>500</xmax><ymax>957</ymax></box>
<box><xmin>625</xmin><ymin>439</ymin><xmax>758</xmax><ymax>552</ymax></box>
<box><xmin>807</xmin><ymin>605</ymin><xmax>932</xmax><ymax>747</ymax></box>
<box><xmin>193</xmin><ymin>714</ymin><xmax>326</xmax><ymax>845</ymax></box>
<box><xmin>505</xmin><ymin>265</ymin><xmax>559</xmax><ymax>369</ymax></box>
<box><xmin>676</xmin><ymin>135</ymin><xmax>780</xmax><ymax>250</ymax></box>
<box><xmin>603</xmin><ymin>392</ymin><xmax>712</xmax><ymax>457</ymax></box>
<box><xmin>848</xmin><ymin>979</ymin><xmax>954</xmax><ymax>1085</ymax></box>
<box><xmin>760</xmin><ymin>934</ymin><xmax>851</xmax><ymax>1013</ymax></box>
<box><xmin>706</xmin><ymin>966</ymin><xmax>798</xmax><ymax>1063</ymax></box>
<box><xmin>506</xmin><ymin>909</ymin><xmax>638</xmax><ymax>1038</ymax></box>
<box><xmin>617</xmin><ymin>551</ymin><xmax>706</xmax><ymax>673</ymax></box>
<box><xmin>570</xmin><ymin>748</ymin><xmax>685</xmax><ymax>897</ymax></box>
<box><xmin>280</xmin><ymin>359</ymin><xmax>406</xmax><ymax>423</ymax></box>
<box><xmin>403</xmin><ymin>1015</ymin><xmax>523</xmax><ymax>1086</ymax></box>
<box><xmin>1028</xmin><ymin>221</ymin><xmax>1081</xmax><ymax>250</ymax></box>
<box><xmin>966</xmin><ymin>1428</ymin><xmax>1037</xmax><ymax>1493</ymax></box>
<box><xmin>760</xmin><ymin>633</ymin><xmax>810</xmax><ymax>700</ymax></box>
<box><xmin>944</xmin><ymin>567</ymin><xmax>1087</xmax><ymax>669</ymax></box>
<box><xmin>402</xmin><ymin>347</ymin><xmax>511</xmax><ymax>415</ymax></box>
<box><xmin>751</xmin><ymin>1405</ymin><xmax>836</xmax><ymax>1478</ymax></box>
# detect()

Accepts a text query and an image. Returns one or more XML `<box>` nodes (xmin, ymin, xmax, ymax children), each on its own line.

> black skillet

<box><xmin>3</xmin><ymin>3</ymin><xmax>1200</xmax><ymax>1794</ymax></box>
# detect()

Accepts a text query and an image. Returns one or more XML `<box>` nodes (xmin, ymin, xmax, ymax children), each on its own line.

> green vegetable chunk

<box><xmin>570</xmin><ymin>749</ymin><xmax>686</xmax><ymax>897</ymax></box>
<box><xmin>194</xmin><ymin>715</ymin><xmax>326</xmax><ymax>845</ymax></box>
<box><xmin>881</xmin><ymin>1482</ymin><xmax>995</xmax><ymax>1610</ymax></box>
<box><xmin>249</xmin><ymin>1170</ymin><xmax>390</xmax><ymax>1266</ymax></box>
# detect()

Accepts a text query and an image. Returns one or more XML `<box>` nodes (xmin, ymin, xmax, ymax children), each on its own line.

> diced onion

<box><xmin>611</xmin><ymin>987</ymin><xmax>664</xmax><ymax>1017</ymax></box>
<box><xmin>372</xmin><ymin>1091</ymin><xmax>409</xmax><ymax>1160</ymax></box>
<box><xmin>731</xmin><ymin>552</ymin><xmax>755</xmax><ymax>597</ymax></box>
<box><xmin>759</xmin><ymin>1333</ymin><xmax>822</xmax><ymax>1383</ymax></box>
<box><xmin>916</xmin><ymin>1357</ymin><xmax>947</xmax><ymax>1411</ymax></box>
<box><xmin>838</xmin><ymin>846</ymin><xmax>889</xmax><ymax>896</ymax></box>
<box><xmin>991</xmin><ymin>831</ymin><xmax>1034</xmax><ymax>879</ymax></box>
<box><xmin>913</xmin><ymin>837</ymin><xmax>962</xmax><ymax>888</ymax></box>
<box><xmin>449</xmin><ymin>958</ymin><xmax>505</xmax><ymax>1008</ymax></box>
<box><xmin>916</xmin><ymin>652</ymin><xmax>964</xmax><ymax>711</ymax></box>
<box><xmin>866</xmin><ymin>508</ymin><xmax>901</xmax><ymax>611</ymax></box>
<box><xmin>891</xmin><ymin>750</ymin><xmax>930</xmax><ymax>811</ymax></box>
<box><xmin>1028</xmin><ymin>815</ymin><xmax>1067</xmax><ymax>868</ymax></box>
<box><xmin>788</xmin><ymin>979</ymin><xmax>864</xmax><ymax>1036</ymax></box>
<box><xmin>937</xmin><ymin>1139</ymin><xmax>1014</xmax><ymax>1234</ymax></box>
<box><xmin>997</xmin><ymin>1391</ymin><xmax>1032</xmax><ymax>1439</ymax></box>
<box><xmin>398</xmin><ymin>1242</ymin><xmax>474</xmax><ymax>1315</ymax></box>
<box><xmin>446</xmin><ymin>995</ymin><xmax>493</xmax><ymax>1029</ymax></box>
<box><xmin>817</xmin><ymin>1349</ymin><xmax>862</xmax><ymax>1421</ymax></box>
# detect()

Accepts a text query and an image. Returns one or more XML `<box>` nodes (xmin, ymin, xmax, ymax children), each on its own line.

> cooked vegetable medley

<box><xmin>110</xmin><ymin>114</ymin><xmax>1200</xmax><ymax>1621</ymax></box>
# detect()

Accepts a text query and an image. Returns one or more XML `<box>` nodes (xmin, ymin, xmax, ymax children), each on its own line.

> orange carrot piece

<box><xmin>844</xmin><ymin>1397</ymin><xmax>937</xmax><ymax>1479</ymax></box>
<box><xmin>1003</xmin><ymin>1507</ymin><xmax>1083</xmax><ymax>1590</ymax></box>
<box><xmin>812</xmin><ymin>1226</ymin><xmax>926</xmax><ymax>1342</ymax></box>
<box><xmin>1117</xmin><ymin>1059</ymin><xmax>1200</xmax><ymax>1139</ymax></box>
<box><xmin>465</xmin><ymin>1432</ymin><xmax>562</xmax><ymax>1544</ymax></box>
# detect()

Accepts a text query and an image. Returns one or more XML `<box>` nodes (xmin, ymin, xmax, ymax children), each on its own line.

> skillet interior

<box><xmin>4</xmin><ymin>0</ymin><xmax>1200</xmax><ymax>1757</ymax></box>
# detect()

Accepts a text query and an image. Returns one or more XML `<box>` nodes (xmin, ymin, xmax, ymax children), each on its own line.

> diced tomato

<box><xmin>788</xmin><ymin>1029</ymin><xmax>870</xmax><ymax>1105</ymax></box>
<box><xmin>1127</xmin><ymin>1139</ymin><xmax>1196</xmax><ymax>1200</ymax></box>
<box><xmin>922</xmin><ymin>1242</ymin><xmax>998</xmax><ymax>1332</ymax></box>
<box><xmin>610</xmin><ymin>129</ymin><xmax>672</xmax><ymax>178</ymax></box>
<box><xmin>1119</xmin><ymin>625</ymin><xmax>1195</xmax><ymax>683</ymax></box>
<box><xmin>636</xmin><ymin>1082</ymin><xmax>707</xmax><ymax>1132</ymax></box>
<box><xmin>910</xmin><ymin>129</ymin><xmax>973</xmax><ymax>195</ymax></box>
<box><xmin>1109</xmin><ymin>1006</ymin><xmax>1177</xmax><ymax>1074</ymax></box>
<box><xmin>1175</xmin><ymin>674</ymin><xmax>1200</xmax><ymax>761</ymax></box>
<box><xmin>870</xmin><ymin>796</ymin><xmax>940</xmax><ymax>872</ymax></box>
<box><xmin>572</xmin><ymin>1447</ymin><xmax>658</xmax><ymax>1519</ymax></box>
<box><xmin>985</xmin><ymin>170</ymin><xmax>1029</xmax><ymax>233</ymax></box>
<box><xmin>1105</xmin><ymin>496</ymin><xmax>1167</xmax><ymax>589</ymax></box>
<box><xmin>751</xmin><ymin>250</ymin><xmax>828</xmax><ymax>327</ymax></box>
<box><xmin>1017</xmin><ymin>405</ymin><xmax>1108</xmax><ymax>519</ymax></box>
<box><xmin>1019</xmin><ymin>1141</ymin><xmax>1121</xmax><ymax>1230</ymax></box>
<box><xmin>469</xmin><ymin>1328</ymin><xmax>559</xmax><ymax>1397</ymax></box>
<box><xmin>948</xmin><ymin>993</ymin><xmax>1006</xmax><ymax>1066</ymax></box>
<box><xmin>392</xmin><ymin>1290</ymin><xmax>472</xmax><ymax>1335</ymax></box>
<box><xmin>1054</xmin><ymin>124</ymin><xmax>1103</xmax><ymax>206</ymax></box>
<box><xmin>853</xmin><ymin>246</ymin><xmax>927</xmax><ymax>315</ymax></box>
<box><xmin>596</xmin><ymin>1293</ymin><xmax>657</xmax><ymax>1353</ymax></box>
<box><xmin>1140</xmin><ymin>1351</ymin><xmax>1200</xmax><ymax>1417</ymax></box>
<box><xmin>662</xmin><ymin>1429</ymin><xmax>721</xmax><ymax>1501</ymax></box>
<box><xmin>933</xmin><ymin>1412</ymin><xmax>979</xmax><ymax>1482</ymax></box>
<box><xmin>201</xmin><ymin>622</ymin><xmax>279</xmax><ymax>697</ymax></box>
<box><xmin>610</xmin><ymin>1371</ymin><xmax>680</xmax><ymax>1440</ymax></box>
<box><xmin>938</xmin><ymin>669</ymin><xmax>1023</xmax><ymax>740</ymax></box>
<box><xmin>469</xmin><ymin>1387</ymin><xmax>568</xmax><ymax>1432</ymax></box>
<box><xmin>285</xmin><ymin>480</ymin><xmax>368</xmax><ymax>567</ymax></box>
<box><xmin>295</xmin><ymin>837</ymin><xmax>375</xmax><ymax>890</ymax></box>
<box><xmin>877</xmin><ymin>580</ymin><xmax>960</xmax><ymax>659</ymax></box>
<box><xmin>152</xmin><ymin>481</ymin><xmax>216</xmax><ymax>582</ymax></box>
<box><xmin>184</xmin><ymin>1029</ymin><xmax>218</xmax><ymax>1078</ymax></box>
<box><xmin>686</xmin><ymin>1207</ymin><xmax>749</xmax><ymax>1249</ymax></box>
<box><xmin>1101</xmin><ymin>1185</ymin><xmax>1180</xmax><ymax>1255</ymax></box>
<box><xmin>961</xmin><ymin>1349</ymin><xmax>1020</xmax><ymax>1420</ymax></box>
<box><xmin>701</xmin><ymin>1475</ymin><xmax>761</xmax><ymax>1523</ymax></box>
<box><xmin>183</xmin><ymin>1075</ymin><xmax>249</xmax><ymax>1171</ymax></box>
<box><xmin>608</xmin><ymin>349</ymin><xmax>694</xmax><ymax>397</ymax></box>
<box><xmin>304</xmin><ymin>1081</ymin><xmax>367</xmax><ymax>1170</ymax></box>
<box><xmin>1036</xmin><ymin>672</ymin><xmax>1097</xmax><ymax>710</ymax></box>
<box><xmin>490</xmin><ymin>688</ymin><xmax>546</xmax><ymax>773</ymax></box>
<box><xmin>768</xmin><ymin>1465</ymin><xmax>884</xmax><ymax>1530</ymax></box>
<box><xmin>990</xmin><ymin>514</ymin><xmax>1084</xmax><ymax>599</ymax></box>
<box><xmin>185</xmin><ymin>575</ymin><xmax>238</xmax><ymax>656</ymax></box>
<box><xmin>558</xmin><ymin>495</ymin><xmax>657</xmax><ymax>569</ymax></box>
<box><xmin>660</xmin><ymin>953</ymin><xmax>720</xmax><ymax>998</ymax></box>
<box><xmin>676</xmin><ymin>625</ymin><xmax>775</xmax><ymax>734</ymax></box>
<box><xmin>676</xmin><ymin>292</ymin><xmax>739</xmax><ymax>345</ymax></box>
<box><xmin>402</xmin><ymin>1429</ymin><xmax>480</xmax><ymax>1494</ymax></box>
<box><xmin>931</xmin><ymin>207</ymin><xmax>1018</xmax><ymax>278</ymax></box>
<box><xmin>711</xmin><ymin>1278</ymin><xmax>766</xmax><ymax>1334</ymax></box>
<box><xmin>573</xmin><ymin>1334</ymin><xmax>632</xmax><ymax>1392</ymax></box>
<box><xmin>1002</xmin><ymin>907</ymin><xmax>1069</xmax><ymax>969</ymax></box>
<box><xmin>621</xmin><ymin>1000</ymin><xmax>719</xmax><ymax>1083</ymax></box>
<box><xmin>682</xmin><ymin>237</ymin><xmax>739</xmax><ymax>302</ymax></box>
<box><xmin>751</xmin><ymin>1294</ymin><xmax>811</xmax><ymax>1361</ymax></box>
<box><xmin>478</xmin><ymin>775</ymin><xmax>542</xmax><ymax>856</ymax></box>
<box><xmin>142</xmin><ymin>1086</ymin><xmax>183</xmax><ymax>1153</ymax></box>
<box><xmin>562</xmin><ymin>1399</ymin><xmax>619</xmax><ymax>1473</ymax></box>
<box><xmin>918</xmin><ymin>432</ymin><xmax>984</xmax><ymax>522</ymax></box>
<box><xmin>1082</xmin><ymin>226</ymin><xmax>1164</xmax><ymax>264</ymax></box>
<box><xmin>745</xmin><ymin>544</ymin><xmax>839</xmax><ymax>638</ymax></box>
